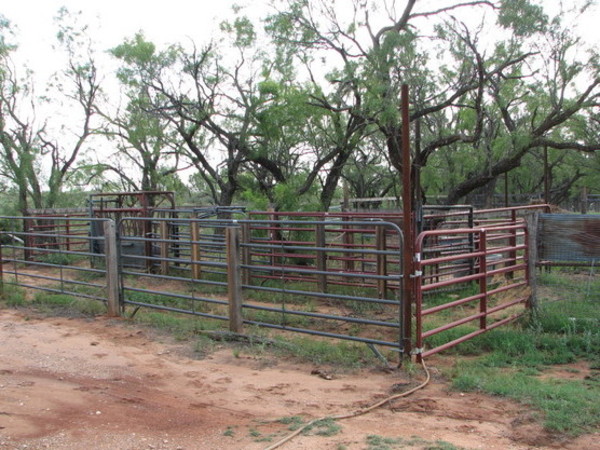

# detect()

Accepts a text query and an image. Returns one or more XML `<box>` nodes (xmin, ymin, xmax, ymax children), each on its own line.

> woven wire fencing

<box><xmin>537</xmin><ymin>265</ymin><xmax>599</xmax><ymax>304</ymax></box>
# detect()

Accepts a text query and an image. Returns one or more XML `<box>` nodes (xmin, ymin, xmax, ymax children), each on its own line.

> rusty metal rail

<box><xmin>413</xmin><ymin>223</ymin><xmax>530</xmax><ymax>360</ymax></box>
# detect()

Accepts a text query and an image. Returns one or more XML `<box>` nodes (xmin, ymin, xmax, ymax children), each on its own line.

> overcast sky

<box><xmin>2</xmin><ymin>0</ymin><xmax>266</xmax><ymax>76</ymax></box>
<box><xmin>3</xmin><ymin>0</ymin><xmax>599</xmax><ymax>80</ymax></box>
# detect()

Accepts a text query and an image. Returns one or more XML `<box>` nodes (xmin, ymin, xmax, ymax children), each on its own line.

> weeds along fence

<box><xmin>0</xmin><ymin>206</ymin><xmax>545</xmax><ymax>360</ymax></box>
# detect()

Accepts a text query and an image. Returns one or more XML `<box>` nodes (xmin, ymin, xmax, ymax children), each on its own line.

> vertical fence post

<box><xmin>376</xmin><ymin>226</ymin><xmax>388</xmax><ymax>299</ymax></box>
<box><xmin>190</xmin><ymin>221</ymin><xmax>202</xmax><ymax>279</ymax></box>
<box><xmin>478</xmin><ymin>230</ymin><xmax>488</xmax><ymax>330</ymax></box>
<box><xmin>103</xmin><ymin>220</ymin><xmax>121</xmax><ymax>317</ymax></box>
<box><xmin>159</xmin><ymin>220</ymin><xmax>169</xmax><ymax>275</ymax></box>
<box><xmin>414</xmin><ymin>244</ymin><xmax>423</xmax><ymax>363</ymax></box>
<box><xmin>526</xmin><ymin>214</ymin><xmax>538</xmax><ymax>309</ymax></box>
<box><xmin>143</xmin><ymin>218</ymin><xmax>153</xmax><ymax>273</ymax></box>
<box><xmin>400</xmin><ymin>83</ymin><xmax>413</xmax><ymax>358</ymax></box>
<box><xmin>65</xmin><ymin>217</ymin><xmax>71</xmax><ymax>252</ymax></box>
<box><xmin>241</xmin><ymin>222</ymin><xmax>251</xmax><ymax>286</ymax></box>
<box><xmin>507</xmin><ymin>210</ymin><xmax>517</xmax><ymax>279</ymax></box>
<box><xmin>342</xmin><ymin>216</ymin><xmax>355</xmax><ymax>272</ymax></box>
<box><xmin>268</xmin><ymin>208</ymin><xmax>279</xmax><ymax>272</ymax></box>
<box><xmin>226</xmin><ymin>226</ymin><xmax>243</xmax><ymax>333</ymax></box>
<box><xmin>315</xmin><ymin>221</ymin><xmax>327</xmax><ymax>292</ymax></box>
<box><xmin>23</xmin><ymin>217</ymin><xmax>33</xmax><ymax>261</ymax></box>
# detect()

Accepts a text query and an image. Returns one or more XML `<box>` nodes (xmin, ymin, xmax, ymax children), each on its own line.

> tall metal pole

<box><xmin>415</xmin><ymin>119</ymin><xmax>423</xmax><ymax>234</ymax></box>
<box><xmin>504</xmin><ymin>172</ymin><xmax>509</xmax><ymax>207</ymax></box>
<box><xmin>401</xmin><ymin>84</ymin><xmax>413</xmax><ymax>359</ymax></box>
<box><xmin>543</xmin><ymin>145</ymin><xmax>549</xmax><ymax>204</ymax></box>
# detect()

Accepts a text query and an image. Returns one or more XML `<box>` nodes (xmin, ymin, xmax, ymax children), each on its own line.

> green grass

<box><xmin>38</xmin><ymin>252</ymin><xmax>81</xmax><ymax>266</ymax></box>
<box><xmin>442</xmin><ymin>290</ymin><xmax>600</xmax><ymax>435</ymax></box>
<box><xmin>303</xmin><ymin>417</ymin><xmax>342</xmax><ymax>437</ymax></box>
<box><xmin>277</xmin><ymin>415</ymin><xmax>305</xmax><ymax>431</ymax></box>
<box><xmin>1</xmin><ymin>285</ymin><xmax>26</xmax><ymax>306</ymax></box>
<box><xmin>274</xmin><ymin>415</ymin><xmax>341</xmax><ymax>437</ymax></box>
<box><xmin>449</xmin><ymin>362</ymin><xmax>600</xmax><ymax>433</ymax></box>
<box><xmin>365</xmin><ymin>435</ymin><xmax>460</xmax><ymax>450</ymax></box>
<box><xmin>130</xmin><ymin>309</ymin><xmax>224</xmax><ymax>343</ymax></box>
<box><xmin>271</xmin><ymin>335</ymin><xmax>379</xmax><ymax>367</ymax></box>
<box><xmin>30</xmin><ymin>292</ymin><xmax>107</xmax><ymax>316</ymax></box>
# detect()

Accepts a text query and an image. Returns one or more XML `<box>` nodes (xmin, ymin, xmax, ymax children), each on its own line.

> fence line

<box><xmin>0</xmin><ymin>209</ymin><xmax>544</xmax><ymax>363</ymax></box>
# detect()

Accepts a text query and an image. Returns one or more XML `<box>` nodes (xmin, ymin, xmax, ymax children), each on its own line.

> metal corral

<box><xmin>116</xmin><ymin>216</ymin><xmax>407</xmax><ymax>352</ymax></box>
<box><xmin>0</xmin><ymin>205</ymin><xmax>546</xmax><ymax>362</ymax></box>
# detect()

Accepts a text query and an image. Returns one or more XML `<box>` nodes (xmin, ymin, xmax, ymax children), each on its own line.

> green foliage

<box><xmin>222</xmin><ymin>16</ymin><xmax>256</xmax><ymax>48</ymax></box>
<box><xmin>39</xmin><ymin>252</ymin><xmax>76</xmax><ymax>266</ymax></box>
<box><xmin>498</xmin><ymin>0</ymin><xmax>549</xmax><ymax>36</ymax></box>
<box><xmin>450</xmin><ymin>362</ymin><xmax>600</xmax><ymax>433</ymax></box>
<box><xmin>277</xmin><ymin>415</ymin><xmax>305</xmax><ymax>430</ymax></box>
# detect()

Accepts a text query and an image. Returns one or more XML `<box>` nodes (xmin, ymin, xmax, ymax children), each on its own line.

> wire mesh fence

<box><xmin>537</xmin><ymin>265</ymin><xmax>599</xmax><ymax>305</ymax></box>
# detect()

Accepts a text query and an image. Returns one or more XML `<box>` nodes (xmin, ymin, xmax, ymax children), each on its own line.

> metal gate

<box><xmin>413</xmin><ymin>223</ymin><xmax>531</xmax><ymax>360</ymax></box>
<box><xmin>116</xmin><ymin>216</ymin><xmax>407</xmax><ymax>354</ymax></box>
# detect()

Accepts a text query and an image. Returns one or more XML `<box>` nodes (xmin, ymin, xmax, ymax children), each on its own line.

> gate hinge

<box><xmin>410</xmin><ymin>270</ymin><xmax>423</xmax><ymax>278</ymax></box>
<box><xmin>411</xmin><ymin>347</ymin><xmax>424</xmax><ymax>355</ymax></box>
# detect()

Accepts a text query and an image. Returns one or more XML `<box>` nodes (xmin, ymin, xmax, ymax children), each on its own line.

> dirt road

<box><xmin>0</xmin><ymin>308</ymin><xmax>596</xmax><ymax>449</ymax></box>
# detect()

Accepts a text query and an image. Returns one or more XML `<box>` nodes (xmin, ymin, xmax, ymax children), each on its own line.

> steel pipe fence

<box><xmin>117</xmin><ymin>216</ymin><xmax>232</xmax><ymax>323</ymax></box>
<box><xmin>240</xmin><ymin>219</ymin><xmax>405</xmax><ymax>349</ymax></box>
<box><xmin>115</xmin><ymin>216</ymin><xmax>407</xmax><ymax>351</ymax></box>
<box><xmin>0</xmin><ymin>216</ymin><xmax>114</xmax><ymax>308</ymax></box>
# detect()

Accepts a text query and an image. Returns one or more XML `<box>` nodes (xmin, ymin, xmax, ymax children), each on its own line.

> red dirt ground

<box><xmin>0</xmin><ymin>308</ymin><xmax>598</xmax><ymax>450</ymax></box>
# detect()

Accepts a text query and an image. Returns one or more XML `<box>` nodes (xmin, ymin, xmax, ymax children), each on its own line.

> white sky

<box><xmin>3</xmin><ymin>0</ymin><xmax>598</xmax><ymax>78</ymax></box>
<box><xmin>2</xmin><ymin>0</ymin><xmax>267</xmax><ymax>77</ymax></box>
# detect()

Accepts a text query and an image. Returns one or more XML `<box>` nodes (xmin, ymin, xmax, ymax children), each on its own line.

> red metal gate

<box><xmin>413</xmin><ymin>223</ymin><xmax>531</xmax><ymax>361</ymax></box>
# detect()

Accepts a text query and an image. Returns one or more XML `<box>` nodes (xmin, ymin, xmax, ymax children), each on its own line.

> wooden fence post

<box><xmin>23</xmin><ymin>217</ymin><xmax>33</xmax><ymax>261</ymax></box>
<box><xmin>143</xmin><ymin>218</ymin><xmax>153</xmax><ymax>273</ymax></box>
<box><xmin>226</xmin><ymin>227</ymin><xmax>243</xmax><ymax>333</ymax></box>
<box><xmin>159</xmin><ymin>220</ymin><xmax>169</xmax><ymax>275</ymax></box>
<box><xmin>376</xmin><ymin>225</ymin><xmax>388</xmax><ymax>299</ymax></box>
<box><xmin>65</xmin><ymin>217</ymin><xmax>71</xmax><ymax>252</ymax></box>
<box><xmin>103</xmin><ymin>220</ymin><xmax>121</xmax><ymax>317</ymax></box>
<box><xmin>526</xmin><ymin>213</ymin><xmax>538</xmax><ymax>310</ymax></box>
<box><xmin>241</xmin><ymin>222</ymin><xmax>251</xmax><ymax>286</ymax></box>
<box><xmin>190</xmin><ymin>221</ymin><xmax>202</xmax><ymax>279</ymax></box>
<box><xmin>315</xmin><ymin>221</ymin><xmax>327</xmax><ymax>292</ymax></box>
<box><xmin>343</xmin><ymin>216</ymin><xmax>355</xmax><ymax>272</ymax></box>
